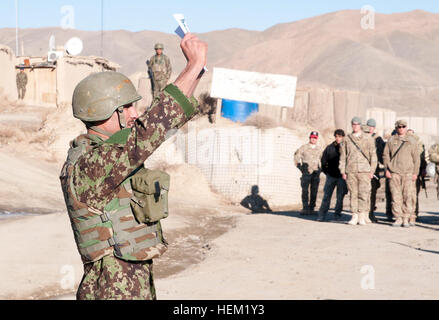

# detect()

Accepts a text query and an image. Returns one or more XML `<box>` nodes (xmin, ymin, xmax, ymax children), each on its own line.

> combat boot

<box><xmin>403</xmin><ymin>217</ymin><xmax>411</xmax><ymax>228</ymax></box>
<box><xmin>300</xmin><ymin>208</ymin><xmax>310</xmax><ymax>216</ymax></box>
<box><xmin>358</xmin><ymin>213</ymin><xmax>367</xmax><ymax>226</ymax></box>
<box><xmin>348</xmin><ymin>214</ymin><xmax>359</xmax><ymax>226</ymax></box>
<box><xmin>392</xmin><ymin>217</ymin><xmax>403</xmax><ymax>227</ymax></box>
<box><xmin>369</xmin><ymin>212</ymin><xmax>378</xmax><ymax>223</ymax></box>
<box><xmin>317</xmin><ymin>211</ymin><xmax>326</xmax><ymax>222</ymax></box>
<box><xmin>409</xmin><ymin>216</ymin><xmax>416</xmax><ymax>226</ymax></box>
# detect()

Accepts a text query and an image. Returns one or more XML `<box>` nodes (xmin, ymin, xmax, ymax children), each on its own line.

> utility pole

<box><xmin>101</xmin><ymin>0</ymin><xmax>104</xmax><ymax>57</ymax></box>
<box><xmin>15</xmin><ymin>0</ymin><xmax>19</xmax><ymax>56</ymax></box>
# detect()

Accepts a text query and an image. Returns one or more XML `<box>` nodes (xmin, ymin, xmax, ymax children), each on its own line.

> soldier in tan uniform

<box><xmin>363</xmin><ymin>119</ymin><xmax>386</xmax><ymax>223</ymax></box>
<box><xmin>340</xmin><ymin>117</ymin><xmax>377</xmax><ymax>226</ymax></box>
<box><xmin>294</xmin><ymin>131</ymin><xmax>323</xmax><ymax>215</ymax></box>
<box><xmin>149</xmin><ymin>43</ymin><xmax>172</xmax><ymax>98</ymax></box>
<box><xmin>407</xmin><ymin>129</ymin><xmax>427</xmax><ymax>223</ymax></box>
<box><xmin>383</xmin><ymin>120</ymin><xmax>420</xmax><ymax>228</ymax></box>
<box><xmin>428</xmin><ymin>143</ymin><xmax>439</xmax><ymax>200</ymax></box>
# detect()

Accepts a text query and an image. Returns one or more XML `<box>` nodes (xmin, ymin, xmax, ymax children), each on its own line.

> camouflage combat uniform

<box><xmin>339</xmin><ymin>133</ymin><xmax>377</xmax><ymax>221</ymax></box>
<box><xmin>410</xmin><ymin>134</ymin><xmax>427</xmax><ymax>217</ymax></box>
<box><xmin>294</xmin><ymin>144</ymin><xmax>323</xmax><ymax>213</ymax></box>
<box><xmin>383</xmin><ymin>135</ymin><xmax>420</xmax><ymax>223</ymax></box>
<box><xmin>16</xmin><ymin>71</ymin><xmax>28</xmax><ymax>99</ymax></box>
<box><xmin>429</xmin><ymin>144</ymin><xmax>439</xmax><ymax>200</ymax></box>
<box><xmin>60</xmin><ymin>84</ymin><xmax>199</xmax><ymax>300</ymax></box>
<box><xmin>149</xmin><ymin>54</ymin><xmax>172</xmax><ymax>98</ymax></box>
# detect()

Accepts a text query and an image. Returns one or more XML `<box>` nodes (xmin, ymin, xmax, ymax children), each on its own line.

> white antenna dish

<box><xmin>65</xmin><ymin>37</ymin><xmax>83</xmax><ymax>56</ymax></box>
<box><xmin>49</xmin><ymin>35</ymin><xmax>56</xmax><ymax>51</ymax></box>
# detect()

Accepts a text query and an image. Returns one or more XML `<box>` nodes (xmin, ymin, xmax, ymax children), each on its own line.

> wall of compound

<box><xmin>146</xmin><ymin>125</ymin><xmax>307</xmax><ymax>207</ymax></box>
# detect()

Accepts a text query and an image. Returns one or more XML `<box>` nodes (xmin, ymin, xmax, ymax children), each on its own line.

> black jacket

<box><xmin>321</xmin><ymin>142</ymin><xmax>342</xmax><ymax>178</ymax></box>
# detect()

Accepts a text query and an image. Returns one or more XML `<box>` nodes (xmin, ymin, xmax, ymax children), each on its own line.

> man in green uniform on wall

<box><xmin>60</xmin><ymin>33</ymin><xmax>207</xmax><ymax>300</ymax></box>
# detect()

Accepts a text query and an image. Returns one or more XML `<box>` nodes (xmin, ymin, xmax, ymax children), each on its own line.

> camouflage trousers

<box><xmin>389</xmin><ymin>173</ymin><xmax>416</xmax><ymax>220</ymax></box>
<box><xmin>17</xmin><ymin>86</ymin><xmax>26</xmax><ymax>99</ymax></box>
<box><xmin>77</xmin><ymin>255</ymin><xmax>156</xmax><ymax>300</ymax></box>
<box><xmin>319</xmin><ymin>175</ymin><xmax>347</xmax><ymax>215</ymax></box>
<box><xmin>152</xmin><ymin>80</ymin><xmax>168</xmax><ymax>98</ymax></box>
<box><xmin>301</xmin><ymin>172</ymin><xmax>321</xmax><ymax>211</ymax></box>
<box><xmin>346</xmin><ymin>173</ymin><xmax>371</xmax><ymax>214</ymax></box>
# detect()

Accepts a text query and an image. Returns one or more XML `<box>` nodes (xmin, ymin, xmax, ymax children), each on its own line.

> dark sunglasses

<box><xmin>397</xmin><ymin>126</ymin><xmax>407</xmax><ymax>129</ymax></box>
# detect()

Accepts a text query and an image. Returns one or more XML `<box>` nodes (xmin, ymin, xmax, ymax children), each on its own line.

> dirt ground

<box><xmin>0</xmin><ymin>107</ymin><xmax>438</xmax><ymax>300</ymax></box>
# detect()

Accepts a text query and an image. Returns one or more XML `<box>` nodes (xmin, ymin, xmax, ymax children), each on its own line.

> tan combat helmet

<box><xmin>72</xmin><ymin>72</ymin><xmax>141</xmax><ymax>134</ymax></box>
<box><xmin>154</xmin><ymin>43</ymin><xmax>164</xmax><ymax>50</ymax></box>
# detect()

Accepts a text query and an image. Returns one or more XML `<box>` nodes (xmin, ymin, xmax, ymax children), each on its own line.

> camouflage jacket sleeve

<box><xmin>383</xmin><ymin>140</ymin><xmax>390</xmax><ymax>171</ymax></box>
<box><xmin>294</xmin><ymin>145</ymin><xmax>303</xmax><ymax>167</ymax></box>
<box><xmin>165</xmin><ymin>55</ymin><xmax>172</xmax><ymax>80</ymax></box>
<box><xmin>74</xmin><ymin>84</ymin><xmax>199</xmax><ymax>209</ymax></box>
<box><xmin>339</xmin><ymin>142</ymin><xmax>347</xmax><ymax>175</ymax></box>
<box><xmin>369</xmin><ymin>138</ymin><xmax>378</xmax><ymax>174</ymax></box>
<box><xmin>411</xmin><ymin>141</ymin><xmax>421</xmax><ymax>175</ymax></box>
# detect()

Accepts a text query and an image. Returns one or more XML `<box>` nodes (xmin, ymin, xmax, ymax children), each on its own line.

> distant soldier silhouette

<box><xmin>149</xmin><ymin>43</ymin><xmax>172</xmax><ymax>98</ymax></box>
<box><xmin>16</xmin><ymin>67</ymin><xmax>28</xmax><ymax>100</ymax></box>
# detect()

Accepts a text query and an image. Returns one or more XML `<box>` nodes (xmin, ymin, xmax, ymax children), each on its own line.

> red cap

<box><xmin>310</xmin><ymin>131</ymin><xmax>319</xmax><ymax>139</ymax></box>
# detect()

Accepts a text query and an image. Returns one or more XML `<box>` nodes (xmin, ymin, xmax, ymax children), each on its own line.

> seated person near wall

<box><xmin>241</xmin><ymin>186</ymin><xmax>273</xmax><ymax>214</ymax></box>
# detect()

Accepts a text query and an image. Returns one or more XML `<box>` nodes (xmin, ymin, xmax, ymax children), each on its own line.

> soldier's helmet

<box><xmin>72</xmin><ymin>71</ymin><xmax>141</xmax><ymax>122</ymax></box>
<box><xmin>154</xmin><ymin>43</ymin><xmax>164</xmax><ymax>50</ymax></box>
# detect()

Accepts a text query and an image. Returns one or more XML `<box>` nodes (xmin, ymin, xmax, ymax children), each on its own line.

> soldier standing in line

<box><xmin>59</xmin><ymin>34</ymin><xmax>207</xmax><ymax>300</ymax></box>
<box><xmin>16</xmin><ymin>67</ymin><xmax>28</xmax><ymax>100</ymax></box>
<box><xmin>383</xmin><ymin>120</ymin><xmax>420</xmax><ymax>228</ymax></box>
<box><xmin>407</xmin><ymin>129</ymin><xmax>427</xmax><ymax>223</ymax></box>
<box><xmin>294</xmin><ymin>131</ymin><xmax>323</xmax><ymax>216</ymax></box>
<box><xmin>339</xmin><ymin>117</ymin><xmax>377</xmax><ymax>226</ymax></box>
<box><xmin>149</xmin><ymin>43</ymin><xmax>172</xmax><ymax>98</ymax></box>
<box><xmin>317</xmin><ymin>129</ymin><xmax>348</xmax><ymax>222</ymax></box>
<box><xmin>428</xmin><ymin>143</ymin><xmax>439</xmax><ymax>200</ymax></box>
<box><xmin>363</xmin><ymin>119</ymin><xmax>386</xmax><ymax>223</ymax></box>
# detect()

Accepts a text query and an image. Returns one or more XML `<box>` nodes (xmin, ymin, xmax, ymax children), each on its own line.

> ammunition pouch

<box><xmin>130</xmin><ymin>168</ymin><xmax>170</xmax><ymax>223</ymax></box>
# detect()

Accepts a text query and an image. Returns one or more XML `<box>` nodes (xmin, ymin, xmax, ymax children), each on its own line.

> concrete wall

<box><xmin>0</xmin><ymin>45</ymin><xmax>17</xmax><ymax>101</ymax></box>
<box><xmin>56</xmin><ymin>56</ymin><xmax>118</xmax><ymax>107</ymax></box>
<box><xmin>20</xmin><ymin>67</ymin><xmax>57</xmax><ymax>107</ymax></box>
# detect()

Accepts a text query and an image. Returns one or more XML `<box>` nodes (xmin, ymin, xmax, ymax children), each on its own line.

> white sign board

<box><xmin>210</xmin><ymin>67</ymin><xmax>297</xmax><ymax>107</ymax></box>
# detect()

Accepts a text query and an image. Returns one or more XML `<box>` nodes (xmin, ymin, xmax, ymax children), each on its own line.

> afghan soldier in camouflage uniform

<box><xmin>428</xmin><ymin>143</ymin><xmax>439</xmax><ymax>200</ymax></box>
<box><xmin>407</xmin><ymin>129</ymin><xmax>427</xmax><ymax>222</ymax></box>
<box><xmin>16</xmin><ymin>67</ymin><xmax>28</xmax><ymax>100</ymax></box>
<box><xmin>383</xmin><ymin>120</ymin><xmax>420</xmax><ymax>228</ymax></box>
<box><xmin>340</xmin><ymin>117</ymin><xmax>377</xmax><ymax>226</ymax></box>
<box><xmin>149</xmin><ymin>43</ymin><xmax>172</xmax><ymax>98</ymax></box>
<box><xmin>60</xmin><ymin>34</ymin><xmax>207</xmax><ymax>300</ymax></box>
<box><xmin>294</xmin><ymin>131</ymin><xmax>323</xmax><ymax>215</ymax></box>
<box><xmin>363</xmin><ymin>119</ymin><xmax>386</xmax><ymax>223</ymax></box>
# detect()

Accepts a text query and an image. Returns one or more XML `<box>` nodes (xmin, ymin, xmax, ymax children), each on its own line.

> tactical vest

<box><xmin>60</xmin><ymin>134</ymin><xmax>168</xmax><ymax>264</ymax></box>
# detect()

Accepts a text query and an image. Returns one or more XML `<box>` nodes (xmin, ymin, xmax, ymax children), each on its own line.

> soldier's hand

<box><xmin>412</xmin><ymin>174</ymin><xmax>418</xmax><ymax>182</ymax></box>
<box><xmin>369</xmin><ymin>173</ymin><xmax>374</xmax><ymax>180</ymax></box>
<box><xmin>180</xmin><ymin>33</ymin><xmax>208</xmax><ymax>69</ymax></box>
<box><xmin>342</xmin><ymin>174</ymin><xmax>347</xmax><ymax>181</ymax></box>
<box><xmin>385</xmin><ymin>170</ymin><xmax>392</xmax><ymax>179</ymax></box>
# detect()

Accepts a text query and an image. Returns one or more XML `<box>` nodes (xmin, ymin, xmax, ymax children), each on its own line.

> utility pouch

<box><xmin>130</xmin><ymin>168</ymin><xmax>170</xmax><ymax>223</ymax></box>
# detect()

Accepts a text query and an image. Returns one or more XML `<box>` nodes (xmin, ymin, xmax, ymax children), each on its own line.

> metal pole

<box><xmin>101</xmin><ymin>0</ymin><xmax>104</xmax><ymax>57</ymax></box>
<box><xmin>15</xmin><ymin>0</ymin><xmax>19</xmax><ymax>56</ymax></box>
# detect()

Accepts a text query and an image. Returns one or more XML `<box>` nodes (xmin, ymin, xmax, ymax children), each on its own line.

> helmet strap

<box><xmin>88</xmin><ymin>126</ymin><xmax>115</xmax><ymax>139</ymax></box>
<box><xmin>117</xmin><ymin>106</ymin><xmax>127</xmax><ymax>129</ymax></box>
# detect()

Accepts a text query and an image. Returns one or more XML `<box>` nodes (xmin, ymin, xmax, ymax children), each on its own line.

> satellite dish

<box><xmin>65</xmin><ymin>37</ymin><xmax>83</xmax><ymax>56</ymax></box>
<box><xmin>49</xmin><ymin>35</ymin><xmax>56</xmax><ymax>51</ymax></box>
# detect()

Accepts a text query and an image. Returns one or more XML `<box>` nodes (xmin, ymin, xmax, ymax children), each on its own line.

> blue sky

<box><xmin>0</xmin><ymin>0</ymin><xmax>438</xmax><ymax>33</ymax></box>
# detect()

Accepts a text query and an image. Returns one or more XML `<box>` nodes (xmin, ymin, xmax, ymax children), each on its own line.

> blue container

<box><xmin>221</xmin><ymin>99</ymin><xmax>259</xmax><ymax>123</ymax></box>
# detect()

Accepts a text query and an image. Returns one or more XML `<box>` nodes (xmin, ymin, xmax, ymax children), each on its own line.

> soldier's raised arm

<box><xmin>339</xmin><ymin>141</ymin><xmax>347</xmax><ymax>178</ymax></box>
<box><xmin>72</xmin><ymin>33</ymin><xmax>207</xmax><ymax>205</ymax></box>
